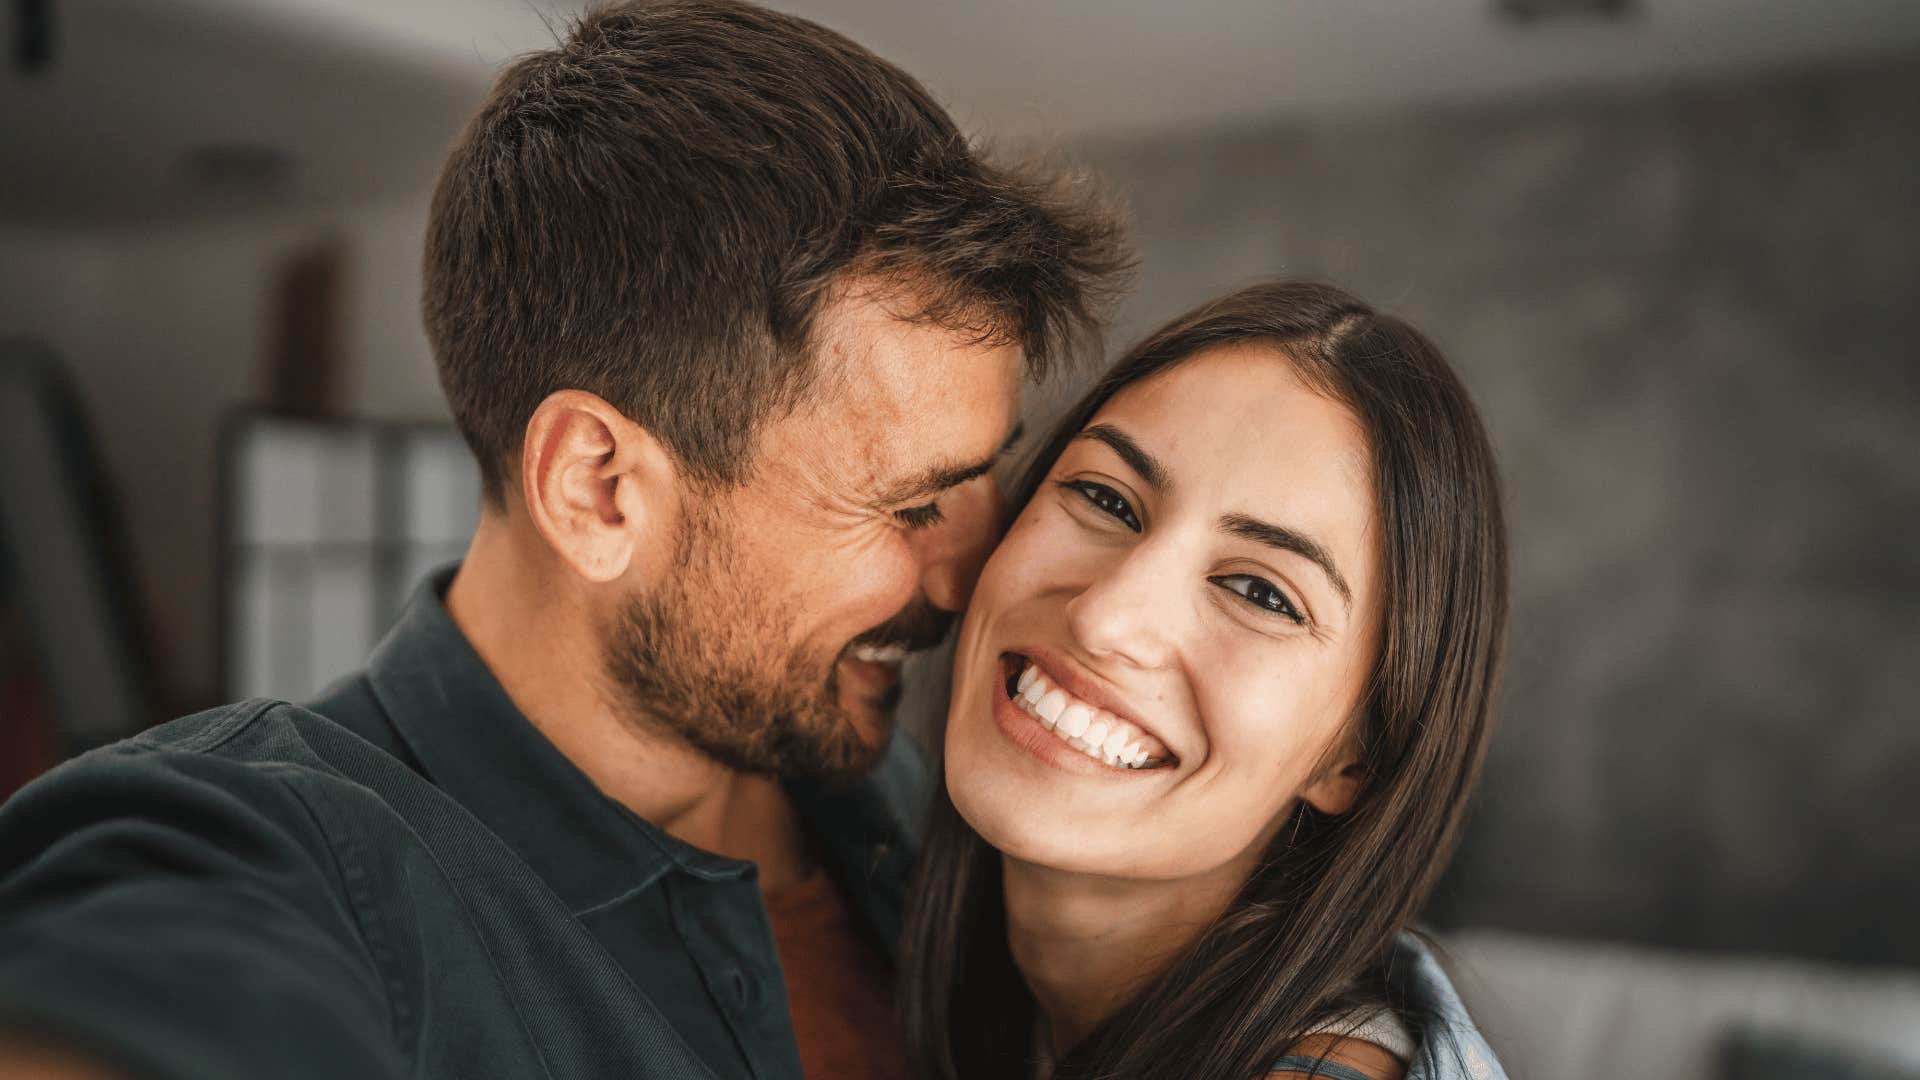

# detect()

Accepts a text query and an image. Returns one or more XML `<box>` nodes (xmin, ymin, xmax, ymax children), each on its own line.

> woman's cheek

<box><xmin>984</xmin><ymin>502</ymin><xmax>1072</xmax><ymax>594</ymax></box>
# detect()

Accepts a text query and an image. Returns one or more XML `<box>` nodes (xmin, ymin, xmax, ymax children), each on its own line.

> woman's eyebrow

<box><xmin>1075</xmin><ymin>423</ymin><xmax>1169</xmax><ymax>493</ymax></box>
<box><xmin>1219</xmin><ymin>512</ymin><xmax>1353</xmax><ymax>610</ymax></box>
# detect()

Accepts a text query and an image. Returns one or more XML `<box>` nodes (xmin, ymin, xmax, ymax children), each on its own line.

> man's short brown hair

<box><xmin>423</xmin><ymin>0</ymin><xmax>1132</xmax><ymax>503</ymax></box>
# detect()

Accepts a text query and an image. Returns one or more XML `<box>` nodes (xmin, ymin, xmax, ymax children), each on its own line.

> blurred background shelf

<box><xmin>221</xmin><ymin>414</ymin><xmax>476</xmax><ymax>703</ymax></box>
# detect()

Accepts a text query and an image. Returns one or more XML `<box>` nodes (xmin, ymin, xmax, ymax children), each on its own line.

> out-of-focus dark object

<box><xmin>1496</xmin><ymin>0</ymin><xmax>1637</xmax><ymax>22</ymax></box>
<box><xmin>264</xmin><ymin>235</ymin><xmax>344</xmax><ymax>416</ymax></box>
<box><xmin>179</xmin><ymin>141</ymin><xmax>295</xmax><ymax>196</ymax></box>
<box><xmin>10</xmin><ymin>0</ymin><xmax>54</xmax><ymax>74</ymax></box>
<box><xmin>0</xmin><ymin>339</ymin><xmax>158</xmax><ymax>771</ymax></box>
<box><xmin>220</xmin><ymin>412</ymin><xmax>477</xmax><ymax>703</ymax></box>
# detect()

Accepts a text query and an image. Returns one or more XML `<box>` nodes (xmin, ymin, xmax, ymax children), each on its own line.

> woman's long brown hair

<box><xmin>898</xmin><ymin>281</ymin><xmax>1509</xmax><ymax>1080</ymax></box>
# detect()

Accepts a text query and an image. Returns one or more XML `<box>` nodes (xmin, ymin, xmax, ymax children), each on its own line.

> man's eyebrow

<box><xmin>878</xmin><ymin>420</ymin><xmax>1026</xmax><ymax>505</ymax></box>
<box><xmin>1074</xmin><ymin>423</ymin><xmax>1169</xmax><ymax>493</ymax></box>
<box><xmin>1219</xmin><ymin>512</ymin><xmax>1353</xmax><ymax>610</ymax></box>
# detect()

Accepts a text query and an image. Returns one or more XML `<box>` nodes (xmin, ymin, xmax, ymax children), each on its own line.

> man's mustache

<box><xmin>850</xmin><ymin>599</ymin><xmax>955</xmax><ymax>655</ymax></box>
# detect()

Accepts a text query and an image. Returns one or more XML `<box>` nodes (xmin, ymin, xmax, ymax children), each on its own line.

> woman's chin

<box><xmin>947</xmin><ymin>710</ymin><xmax>1140</xmax><ymax>876</ymax></box>
<box><xmin>952</xmin><ymin>783</ymin><xmax>1114</xmax><ymax>875</ymax></box>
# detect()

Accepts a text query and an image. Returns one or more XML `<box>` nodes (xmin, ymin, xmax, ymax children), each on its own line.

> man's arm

<box><xmin>0</xmin><ymin>745</ymin><xmax>406</xmax><ymax>1079</ymax></box>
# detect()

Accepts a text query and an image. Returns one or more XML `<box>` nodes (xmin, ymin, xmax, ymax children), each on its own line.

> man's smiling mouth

<box><xmin>1000</xmin><ymin>653</ymin><xmax>1175</xmax><ymax>770</ymax></box>
<box><xmin>847</xmin><ymin>643</ymin><xmax>911</xmax><ymax>664</ymax></box>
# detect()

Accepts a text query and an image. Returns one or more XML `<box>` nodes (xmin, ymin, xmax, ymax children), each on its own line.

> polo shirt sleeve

<box><xmin>0</xmin><ymin>745</ymin><xmax>407</xmax><ymax>1080</ymax></box>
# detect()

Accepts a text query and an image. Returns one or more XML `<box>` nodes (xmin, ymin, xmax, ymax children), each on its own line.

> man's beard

<box><xmin>602</xmin><ymin>504</ymin><xmax>943</xmax><ymax>785</ymax></box>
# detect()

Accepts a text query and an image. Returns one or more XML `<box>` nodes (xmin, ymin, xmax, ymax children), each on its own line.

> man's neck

<box><xmin>1001</xmin><ymin>853</ymin><xmax>1250</xmax><ymax>1058</ymax></box>
<box><xmin>444</xmin><ymin>519</ymin><xmax>813</xmax><ymax>891</ymax></box>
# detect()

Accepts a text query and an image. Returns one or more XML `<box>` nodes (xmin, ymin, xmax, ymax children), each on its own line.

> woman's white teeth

<box><xmin>1008</xmin><ymin>660</ymin><xmax>1162</xmax><ymax>770</ymax></box>
<box><xmin>1081</xmin><ymin>717</ymin><xmax>1110</xmax><ymax>748</ymax></box>
<box><xmin>1035</xmin><ymin>689</ymin><xmax>1069</xmax><ymax>725</ymax></box>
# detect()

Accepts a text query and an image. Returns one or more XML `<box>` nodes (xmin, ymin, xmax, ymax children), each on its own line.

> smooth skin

<box><xmin>944</xmin><ymin>343</ymin><xmax>1404</xmax><ymax>1078</ymax></box>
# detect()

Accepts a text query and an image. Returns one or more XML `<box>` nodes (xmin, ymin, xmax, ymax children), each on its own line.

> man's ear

<box><xmin>520</xmin><ymin>390</ymin><xmax>680</xmax><ymax>585</ymax></box>
<box><xmin>1300</xmin><ymin>742</ymin><xmax>1369</xmax><ymax>817</ymax></box>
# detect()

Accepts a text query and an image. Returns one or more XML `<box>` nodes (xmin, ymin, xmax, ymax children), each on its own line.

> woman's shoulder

<box><xmin>1380</xmin><ymin>931</ymin><xmax>1509</xmax><ymax>1080</ymax></box>
<box><xmin>1270</xmin><ymin>1029</ymin><xmax>1408</xmax><ymax>1079</ymax></box>
<box><xmin>1268</xmin><ymin>932</ymin><xmax>1508</xmax><ymax>1080</ymax></box>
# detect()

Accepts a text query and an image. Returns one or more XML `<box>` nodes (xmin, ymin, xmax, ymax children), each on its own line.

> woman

<box><xmin>900</xmin><ymin>281</ymin><xmax>1509</xmax><ymax>1080</ymax></box>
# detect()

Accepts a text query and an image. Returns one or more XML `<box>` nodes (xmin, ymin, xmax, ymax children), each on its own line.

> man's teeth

<box><xmin>850</xmin><ymin>643</ymin><xmax>909</xmax><ymax>663</ymax></box>
<box><xmin>1011</xmin><ymin>660</ymin><xmax>1160</xmax><ymax>770</ymax></box>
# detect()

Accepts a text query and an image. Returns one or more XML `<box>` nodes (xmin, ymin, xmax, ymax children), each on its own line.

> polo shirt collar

<box><xmin>361</xmin><ymin>564</ymin><xmax>929</xmax><ymax>943</ymax></box>
<box><xmin>362</xmin><ymin>564</ymin><xmax>751</xmax><ymax>916</ymax></box>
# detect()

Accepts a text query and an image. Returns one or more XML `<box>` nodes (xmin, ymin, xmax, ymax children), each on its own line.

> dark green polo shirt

<box><xmin>0</xmin><ymin>565</ymin><xmax>928</xmax><ymax>1080</ymax></box>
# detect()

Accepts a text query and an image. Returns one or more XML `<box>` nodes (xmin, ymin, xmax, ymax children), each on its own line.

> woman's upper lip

<box><xmin>1010</xmin><ymin>644</ymin><xmax>1179</xmax><ymax>761</ymax></box>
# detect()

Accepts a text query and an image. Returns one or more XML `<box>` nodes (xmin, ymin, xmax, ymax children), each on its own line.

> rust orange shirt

<box><xmin>764</xmin><ymin>868</ymin><xmax>912</xmax><ymax>1080</ymax></box>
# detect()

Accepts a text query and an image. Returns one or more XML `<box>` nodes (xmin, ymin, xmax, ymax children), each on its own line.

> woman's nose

<box><xmin>1064</xmin><ymin>543</ymin><xmax>1177</xmax><ymax>670</ymax></box>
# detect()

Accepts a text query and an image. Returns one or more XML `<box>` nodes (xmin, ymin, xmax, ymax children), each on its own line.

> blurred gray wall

<box><xmin>1067</xmin><ymin>51</ymin><xmax>1920</xmax><ymax>967</ymax></box>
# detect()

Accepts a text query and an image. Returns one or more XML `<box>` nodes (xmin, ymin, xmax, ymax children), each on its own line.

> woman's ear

<box><xmin>1300</xmin><ymin>746</ymin><xmax>1368</xmax><ymax>817</ymax></box>
<box><xmin>519</xmin><ymin>390</ymin><xmax>681</xmax><ymax>585</ymax></box>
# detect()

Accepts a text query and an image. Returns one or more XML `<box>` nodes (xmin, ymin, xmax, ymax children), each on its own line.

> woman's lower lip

<box><xmin>991</xmin><ymin>667</ymin><xmax>1155</xmax><ymax>778</ymax></box>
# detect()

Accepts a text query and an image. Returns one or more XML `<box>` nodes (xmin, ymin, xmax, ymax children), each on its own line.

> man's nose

<box><xmin>916</xmin><ymin>477</ymin><xmax>1001</xmax><ymax>614</ymax></box>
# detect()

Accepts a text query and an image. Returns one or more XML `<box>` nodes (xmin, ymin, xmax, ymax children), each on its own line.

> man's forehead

<box><xmin>793</xmin><ymin>286</ymin><xmax>1024</xmax><ymax>498</ymax></box>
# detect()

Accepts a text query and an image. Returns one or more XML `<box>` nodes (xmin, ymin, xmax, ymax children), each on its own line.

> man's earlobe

<box><xmin>520</xmin><ymin>390</ymin><xmax>680</xmax><ymax>585</ymax></box>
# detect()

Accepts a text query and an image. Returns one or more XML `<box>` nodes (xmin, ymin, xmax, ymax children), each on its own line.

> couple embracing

<box><xmin>0</xmin><ymin>3</ymin><xmax>1509</xmax><ymax>1079</ymax></box>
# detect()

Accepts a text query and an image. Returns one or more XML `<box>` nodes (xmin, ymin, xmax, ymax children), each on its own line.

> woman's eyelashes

<box><xmin>1059</xmin><ymin>478</ymin><xmax>1309</xmax><ymax>627</ymax></box>
<box><xmin>1058</xmin><ymin>479</ymin><xmax>1141</xmax><ymax>531</ymax></box>
<box><xmin>1210</xmin><ymin>573</ymin><xmax>1306</xmax><ymax>625</ymax></box>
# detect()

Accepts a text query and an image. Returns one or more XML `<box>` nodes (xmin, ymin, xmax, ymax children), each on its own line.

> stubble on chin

<box><xmin>599</xmin><ymin>519</ymin><xmax>888</xmax><ymax>785</ymax></box>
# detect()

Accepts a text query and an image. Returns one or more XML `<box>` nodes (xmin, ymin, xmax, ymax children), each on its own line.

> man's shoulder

<box><xmin>114</xmin><ymin>695</ymin><xmax>395</xmax><ymax>777</ymax></box>
<box><xmin>5</xmin><ymin>696</ymin><xmax>425</xmax><ymax>842</ymax></box>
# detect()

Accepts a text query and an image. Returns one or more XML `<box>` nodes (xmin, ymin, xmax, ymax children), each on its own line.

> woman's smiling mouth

<box><xmin>998</xmin><ymin>652</ymin><xmax>1176</xmax><ymax>770</ymax></box>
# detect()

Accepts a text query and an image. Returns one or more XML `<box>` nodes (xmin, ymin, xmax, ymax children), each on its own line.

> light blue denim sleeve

<box><xmin>1392</xmin><ymin>932</ymin><xmax>1509</xmax><ymax>1080</ymax></box>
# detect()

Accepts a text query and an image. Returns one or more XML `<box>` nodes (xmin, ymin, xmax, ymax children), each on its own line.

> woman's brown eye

<box><xmin>1210</xmin><ymin>574</ymin><xmax>1305</xmax><ymax>625</ymax></box>
<box><xmin>1058</xmin><ymin>480</ymin><xmax>1140</xmax><ymax>532</ymax></box>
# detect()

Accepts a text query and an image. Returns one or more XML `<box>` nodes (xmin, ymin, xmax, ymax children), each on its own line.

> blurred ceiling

<box><xmin>7</xmin><ymin>0</ymin><xmax>1920</xmax><ymax>223</ymax></box>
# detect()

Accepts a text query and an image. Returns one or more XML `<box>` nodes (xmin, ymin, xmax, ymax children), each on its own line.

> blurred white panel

<box><xmin>402</xmin><ymin>431</ymin><xmax>479</xmax><ymax>545</ymax></box>
<box><xmin>314</xmin><ymin>428</ymin><xmax>378</xmax><ymax>544</ymax></box>
<box><xmin>307</xmin><ymin>554</ymin><xmax>376</xmax><ymax>697</ymax></box>
<box><xmin>237</xmin><ymin>422</ymin><xmax>320</xmax><ymax>544</ymax></box>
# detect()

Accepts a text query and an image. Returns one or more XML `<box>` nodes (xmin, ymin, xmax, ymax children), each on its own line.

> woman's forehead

<box><xmin>1091</xmin><ymin>346</ymin><xmax>1373</xmax><ymax>504</ymax></box>
<box><xmin>1081</xmin><ymin>346</ymin><xmax>1382</xmax><ymax>613</ymax></box>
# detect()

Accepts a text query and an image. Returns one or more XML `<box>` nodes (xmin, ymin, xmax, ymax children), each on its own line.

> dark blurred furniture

<box><xmin>0</xmin><ymin>338</ymin><xmax>157</xmax><ymax>769</ymax></box>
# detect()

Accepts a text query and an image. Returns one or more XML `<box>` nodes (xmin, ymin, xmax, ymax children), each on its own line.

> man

<box><xmin>0</xmin><ymin>2</ymin><xmax>1130</xmax><ymax>1076</ymax></box>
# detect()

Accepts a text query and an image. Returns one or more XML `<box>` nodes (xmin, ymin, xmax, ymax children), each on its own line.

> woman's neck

<box><xmin>1002</xmin><ymin>853</ymin><xmax>1251</xmax><ymax>1058</ymax></box>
